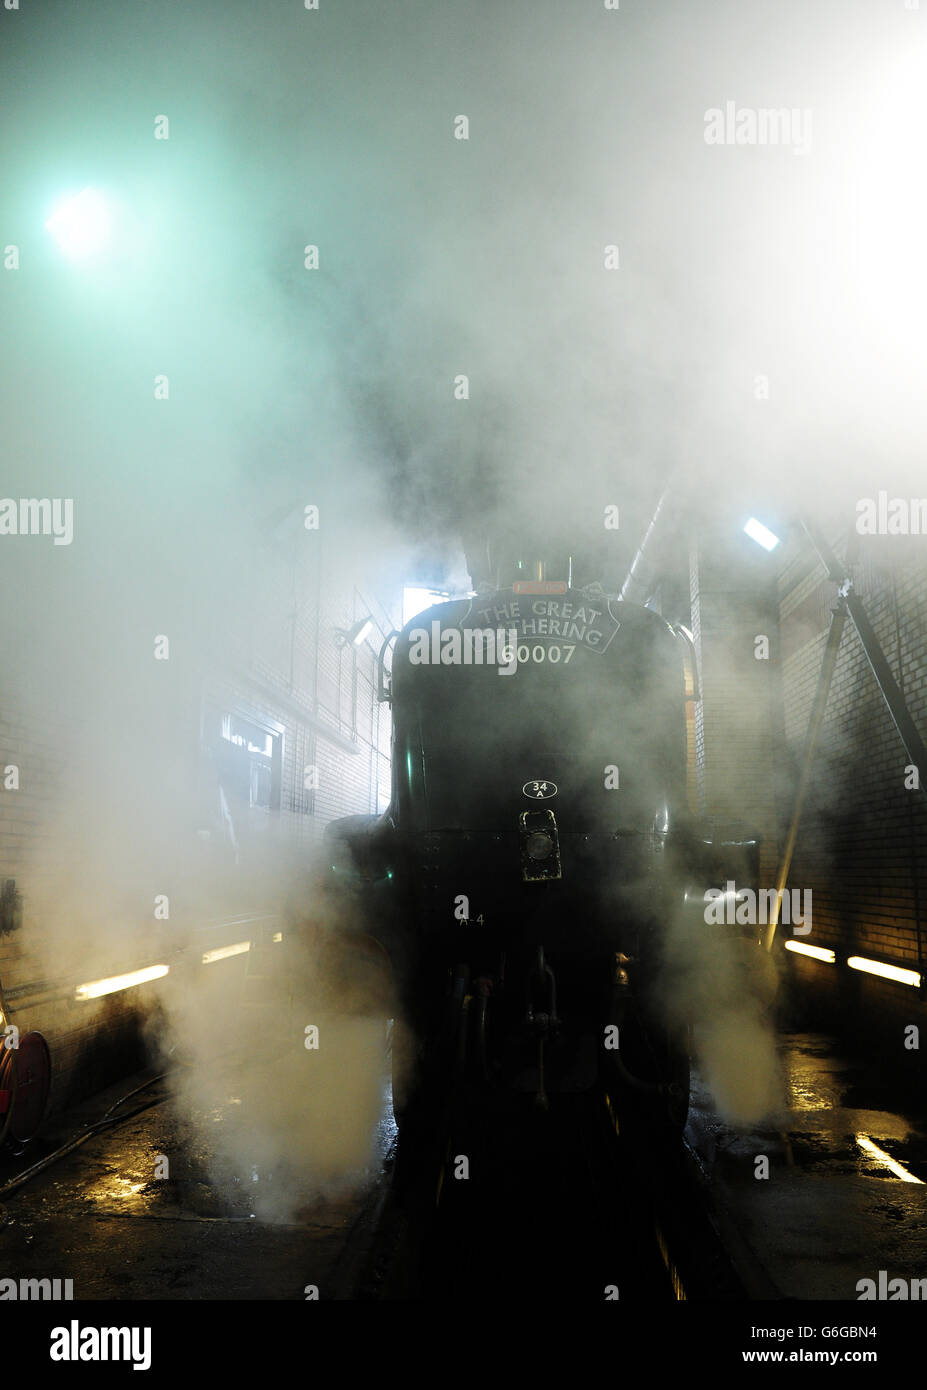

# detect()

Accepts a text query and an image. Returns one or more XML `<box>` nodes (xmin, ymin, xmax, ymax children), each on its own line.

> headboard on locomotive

<box><xmin>325</xmin><ymin>581</ymin><xmax>709</xmax><ymax>962</ymax></box>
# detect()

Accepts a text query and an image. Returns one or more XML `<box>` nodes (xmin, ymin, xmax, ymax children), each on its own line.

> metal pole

<box><xmin>763</xmin><ymin>594</ymin><xmax>848</xmax><ymax>951</ymax></box>
<box><xmin>802</xmin><ymin>521</ymin><xmax>927</xmax><ymax>791</ymax></box>
<box><xmin>619</xmin><ymin>489</ymin><xmax>669</xmax><ymax>605</ymax></box>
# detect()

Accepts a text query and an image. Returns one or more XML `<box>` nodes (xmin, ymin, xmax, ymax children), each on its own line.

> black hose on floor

<box><xmin>0</xmin><ymin>1074</ymin><xmax>173</xmax><ymax>1201</ymax></box>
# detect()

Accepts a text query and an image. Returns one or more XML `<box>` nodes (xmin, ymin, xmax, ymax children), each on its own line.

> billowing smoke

<box><xmin>2</xmin><ymin>0</ymin><xmax>926</xmax><ymax>1205</ymax></box>
<box><xmin>662</xmin><ymin>903</ymin><xmax>785</xmax><ymax>1127</ymax></box>
<box><xmin>143</xmin><ymin>926</ymin><xmax>393</xmax><ymax>1221</ymax></box>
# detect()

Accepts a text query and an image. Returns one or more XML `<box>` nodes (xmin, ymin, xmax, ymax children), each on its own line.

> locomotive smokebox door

<box><xmin>519</xmin><ymin>809</ymin><xmax>562</xmax><ymax>882</ymax></box>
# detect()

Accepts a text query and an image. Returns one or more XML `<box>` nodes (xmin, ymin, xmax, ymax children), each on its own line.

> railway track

<box><xmin>336</xmin><ymin>1086</ymin><xmax>765</xmax><ymax>1302</ymax></box>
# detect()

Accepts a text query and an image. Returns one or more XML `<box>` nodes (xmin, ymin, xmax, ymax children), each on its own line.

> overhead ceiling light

<box><xmin>847</xmin><ymin>955</ymin><xmax>921</xmax><ymax>988</ymax></box>
<box><xmin>45</xmin><ymin>187</ymin><xmax>112</xmax><ymax>259</ymax></box>
<box><xmin>334</xmin><ymin>616</ymin><xmax>374</xmax><ymax>648</ymax></box>
<box><xmin>743</xmin><ymin>517</ymin><xmax>781</xmax><ymax>551</ymax></box>
<box><xmin>74</xmin><ymin>964</ymin><xmax>168</xmax><ymax>1000</ymax></box>
<box><xmin>784</xmin><ymin>941</ymin><xmax>836</xmax><ymax>963</ymax></box>
<box><xmin>202</xmin><ymin>941</ymin><xmax>251</xmax><ymax>965</ymax></box>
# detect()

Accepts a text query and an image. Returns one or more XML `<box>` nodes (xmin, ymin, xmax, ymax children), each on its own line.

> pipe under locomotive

<box><xmin>322</xmin><ymin>561</ymin><xmax>710</xmax><ymax>1143</ymax></box>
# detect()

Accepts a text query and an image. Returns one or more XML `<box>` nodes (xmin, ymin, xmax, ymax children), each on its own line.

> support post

<box><xmin>763</xmin><ymin>593</ymin><xmax>847</xmax><ymax>951</ymax></box>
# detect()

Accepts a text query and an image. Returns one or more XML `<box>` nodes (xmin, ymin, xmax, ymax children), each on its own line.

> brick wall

<box><xmin>777</xmin><ymin>536</ymin><xmax>927</xmax><ymax>1041</ymax></box>
<box><xmin>689</xmin><ymin>522</ymin><xmax>927</xmax><ymax>1042</ymax></box>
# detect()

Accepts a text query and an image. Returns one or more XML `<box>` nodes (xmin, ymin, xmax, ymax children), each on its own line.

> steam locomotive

<box><xmin>321</xmin><ymin>554</ymin><xmax>713</xmax><ymax>1156</ymax></box>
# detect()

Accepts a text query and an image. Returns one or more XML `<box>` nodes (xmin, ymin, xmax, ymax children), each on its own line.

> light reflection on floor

<box><xmin>685</xmin><ymin>1031</ymin><xmax>927</xmax><ymax>1297</ymax></box>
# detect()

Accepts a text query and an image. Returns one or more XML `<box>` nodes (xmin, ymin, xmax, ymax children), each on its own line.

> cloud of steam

<box><xmin>135</xmin><ymin>866</ymin><xmax>400</xmax><ymax>1220</ymax></box>
<box><xmin>697</xmin><ymin>1007</ymin><xmax>782</xmax><ymax>1128</ymax></box>
<box><xmin>662</xmin><ymin>897</ymin><xmax>784</xmax><ymax>1126</ymax></box>
<box><xmin>2</xmin><ymin>0</ymin><xmax>926</xmax><ymax>1195</ymax></box>
<box><xmin>149</xmin><ymin>993</ymin><xmax>390</xmax><ymax>1222</ymax></box>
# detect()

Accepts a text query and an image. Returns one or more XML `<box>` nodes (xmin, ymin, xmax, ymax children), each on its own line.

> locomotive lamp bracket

<box><xmin>519</xmin><ymin>809</ymin><xmax>562</xmax><ymax>882</ymax></box>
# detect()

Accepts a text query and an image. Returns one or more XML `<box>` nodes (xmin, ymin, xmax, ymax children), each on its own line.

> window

<box><xmin>402</xmin><ymin>585</ymin><xmax>450</xmax><ymax>627</ymax></box>
<box><xmin>217</xmin><ymin>712</ymin><xmax>282</xmax><ymax>813</ymax></box>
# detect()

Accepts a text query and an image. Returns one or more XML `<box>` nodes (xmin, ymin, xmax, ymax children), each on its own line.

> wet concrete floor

<box><xmin>1</xmin><ymin>1030</ymin><xmax>924</xmax><ymax>1300</ymax></box>
<box><xmin>685</xmin><ymin>1031</ymin><xmax>927</xmax><ymax>1300</ymax></box>
<box><xmin>0</xmin><ymin>1046</ymin><xmax>396</xmax><ymax>1300</ymax></box>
